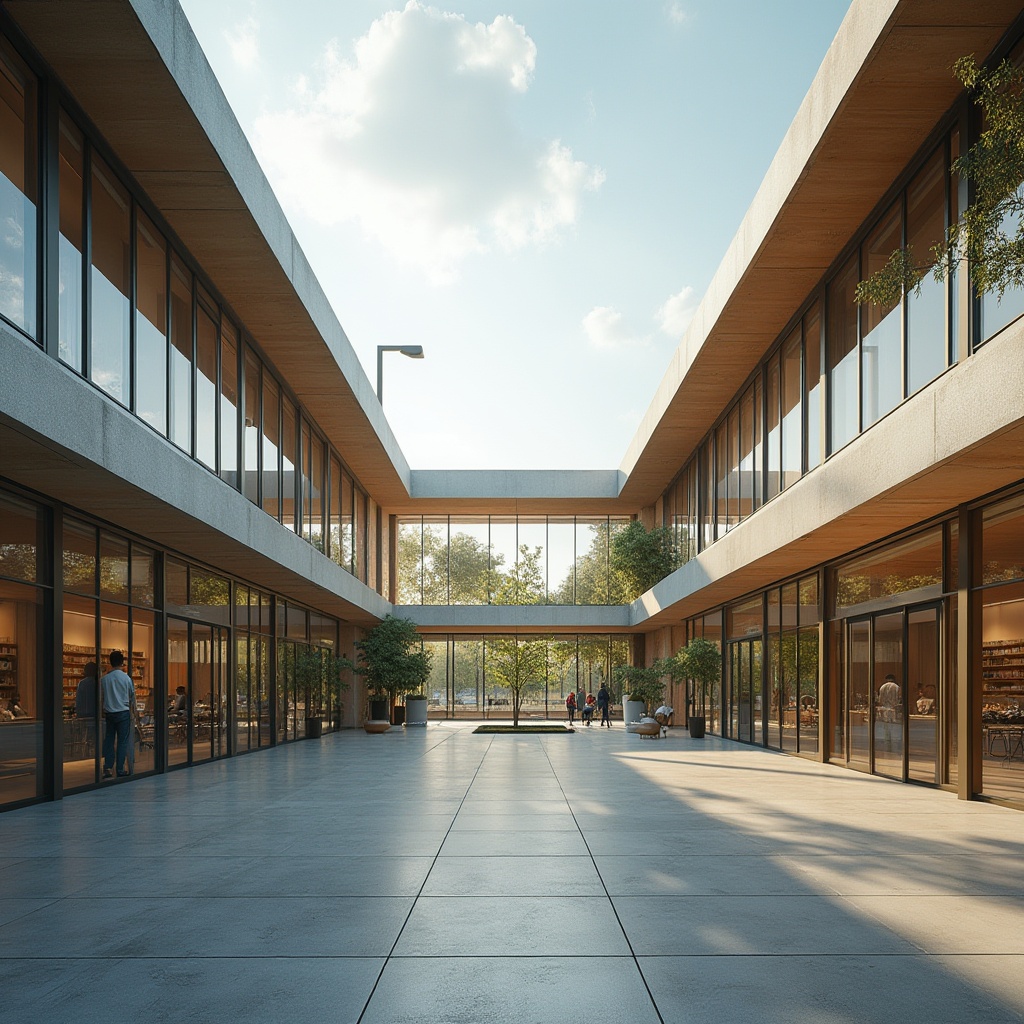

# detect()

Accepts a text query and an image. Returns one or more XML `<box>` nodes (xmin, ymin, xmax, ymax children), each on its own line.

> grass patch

<box><xmin>474</xmin><ymin>724</ymin><xmax>575</xmax><ymax>734</ymax></box>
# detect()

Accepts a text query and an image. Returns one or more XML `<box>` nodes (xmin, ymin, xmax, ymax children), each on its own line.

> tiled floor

<box><xmin>2</xmin><ymin>722</ymin><xmax>1024</xmax><ymax>1023</ymax></box>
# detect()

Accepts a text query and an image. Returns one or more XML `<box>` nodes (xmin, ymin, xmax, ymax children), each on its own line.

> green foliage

<box><xmin>857</xmin><ymin>54</ymin><xmax>1024</xmax><ymax>307</ymax></box>
<box><xmin>613</xmin><ymin>663</ymin><xmax>665</xmax><ymax>713</ymax></box>
<box><xmin>355</xmin><ymin>614</ymin><xmax>432</xmax><ymax>701</ymax></box>
<box><xmin>485</xmin><ymin>635</ymin><xmax>547</xmax><ymax>726</ymax></box>
<box><xmin>609</xmin><ymin>521</ymin><xmax>681</xmax><ymax>601</ymax></box>
<box><xmin>680</xmin><ymin>636</ymin><xmax>722</xmax><ymax>716</ymax></box>
<box><xmin>397</xmin><ymin>522</ymin><xmax>501</xmax><ymax>605</ymax></box>
<box><xmin>293</xmin><ymin>646</ymin><xmax>352</xmax><ymax>717</ymax></box>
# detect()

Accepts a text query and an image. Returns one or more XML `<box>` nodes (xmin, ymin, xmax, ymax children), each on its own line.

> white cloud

<box><xmin>582</xmin><ymin>306</ymin><xmax>646</xmax><ymax>351</ymax></box>
<box><xmin>657</xmin><ymin>284</ymin><xmax>697</xmax><ymax>337</ymax></box>
<box><xmin>252</xmin><ymin>1</ymin><xmax>604</xmax><ymax>284</ymax></box>
<box><xmin>665</xmin><ymin>2</ymin><xmax>690</xmax><ymax>27</ymax></box>
<box><xmin>225</xmin><ymin>16</ymin><xmax>260</xmax><ymax>70</ymax></box>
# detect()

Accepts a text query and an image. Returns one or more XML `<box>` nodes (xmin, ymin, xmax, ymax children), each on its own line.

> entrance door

<box><xmin>871</xmin><ymin>612</ymin><xmax>904</xmax><ymax>780</ymax></box>
<box><xmin>848</xmin><ymin>619</ymin><xmax>871</xmax><ymax>768</ymax></box>
<box><xmin>728</xmin><ymin>639</ymin><xmax>763</xmax><ymax>745</ymax></box>
<box><xmin>907</xmin><ymin>605</ymin><xmax>940</xmax><ymax>784</ymax></box>
<box><xmin>167</xmin><ymin>617</ymin><xmax>227</xmax><ymax>767</ymax></box>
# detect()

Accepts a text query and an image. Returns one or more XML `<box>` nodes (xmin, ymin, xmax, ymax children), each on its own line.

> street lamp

<box><xmin>376</xmin><ymin>345</ymin><xmax>424</xmax><ymax>404</ymax></box>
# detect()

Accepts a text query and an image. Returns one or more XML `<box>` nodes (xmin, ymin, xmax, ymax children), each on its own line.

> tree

<box><xmin>485</xmin><ymin>545</ymin><xmax>547</xmax><ymax>726</ymax></box>
<box><xmin>609</xmin><ymin>521</ymin><xmax>681</xmax><ymax>601</ymax></box>
<box><xmin>613</xmin><ymin>663</ymin><xmax>665</xmax><ymax>713</ymax></box>
<box><xmin>355</xmin><ymin>614</ymin><xmax>432</xmax><ymax>712</ymax></box>
<box><xmin>681</xmin><ymin>636</ymin><xmax>722</xmax><ymax>719</ymax></box>
<box><xmin>857</xmin><ymin>55</ymin><xmax>1024</xmax><ymax>307</ymax></box>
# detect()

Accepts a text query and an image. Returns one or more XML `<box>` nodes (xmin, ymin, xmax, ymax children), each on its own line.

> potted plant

<box><xmin>354</xmin><ymin>615</ymin><xmax>432</xmax><ymax>730</ymax></box>
<box><xmin>293</xmin><ymin>647</ymin><xmax>352</xmax><ymax>738</ymax></box>
<box><xmin>613</xmin><ymin>663</ymin><xmax>665</xmax><ymax>723</ymax></box>
<box><xmin>681</xmin><ymin>636</ymin><xmax>720</xmax><ymax>739</ymax></box>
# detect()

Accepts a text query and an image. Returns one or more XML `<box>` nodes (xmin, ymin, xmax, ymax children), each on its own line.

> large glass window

<box><xmin>58</xmin><ymin>114</ymin><xmax>83</xmax><ymax>369</ymax></box>
<box><xmin>242</xmin><ymin>351</ymin><xmax>260</xmax><ymax>504</ymax></box>
<box><xmin>281</xmin><ymin>398</ymin><xmax>297</xmax><ymax>531</ymax></box>
<box><xmin>766</xmin><ymin>354</ymin><xmax>781</xmax><ymax>500</ymax></box>
<box><xmin>905</xmin><ymin>148</ymin><xmax>948</xmax><ymax>396</ymax></box>
<box><xmin>804</xmin><ymin>305</ymin><xmax>822</xmax><ymax>471</ymax></box>
<box><xmin>861</xmin><ymin>203</ymin><xmax>903</xmax><ymax>429</ymax></box>
<box><xmin>169</xmin><ymin>257</ymin><xmax>193</xmax><ymax>453</ymax></box>
<box><xmin>90</xmin><ymin>156</ymin><xmax>130</xmax><ymax>405</ymax></box>
<box><xmin>0</xmin><ymin>42</ymin><xmax>37</xmax><ymax>339</ymax></box>
<box><xmin>828</xmin><ymin>253</ymin><xmax>859</xmax><ymax>453</ymax></box>
<box><xmin>220</xmin><ymin>323</ymin><xmax>238</xmax><ymax>488</ymax></box>
<box><xmin>135</xmin><ymin>210</ymin><xmax>167</xmax><ymax>435</ymax></box>
<box><xmin>261</xmin><ymin>374</ymin><xmax>280</xmax><ymax>520</ymax></box>
<box><xmin>195</xmin><ymin>291</ymin><xmax>218</xmax><ymax>470</ymax></box>
<box><xmin>781</xmin><ymin>328</ymin><xmax>802</xmax><ymax>489</ymax></box>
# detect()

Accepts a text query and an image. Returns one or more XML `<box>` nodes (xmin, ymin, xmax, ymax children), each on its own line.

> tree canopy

<box><xmin>857</xmin><ymin>55</ymin><xmax>1024</xmax><ymax>307</ymax></box>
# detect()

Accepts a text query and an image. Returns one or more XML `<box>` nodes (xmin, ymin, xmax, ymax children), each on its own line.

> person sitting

<box><xmin>581</xmin><ymin>693</ymin><xmax>596</xmax><ymax>726</ymax></box>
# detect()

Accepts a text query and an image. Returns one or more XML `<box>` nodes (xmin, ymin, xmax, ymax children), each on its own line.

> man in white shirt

<box><xmin>100</xmin><ymin>650</ymin><xmax>136</xmax><ymax>779</ymax></box>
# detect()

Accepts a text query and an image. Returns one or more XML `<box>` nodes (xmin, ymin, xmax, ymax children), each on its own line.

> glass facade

<box><xmin>0</xmin><ymin>37</ymin><xmax>380</xmax><ymax>595</ymax></box>
<box><xmin>0</xmin><ymin>483</ymin><xmax>342</xmax><ymax>811</ymax></box>
<box><xmin>396</xmin><ymin>515</ymin><xmax>631</xmax><ymax>605</ymax></box>
<box><xmin>421</xmin><ymin>634</ymin><xmax>630</xmax><ymax>720</ymax></box>
<box><xmin>660</xmin><ymin>128</ymin><xmax>978</xmax><ymax>559</ymax></box>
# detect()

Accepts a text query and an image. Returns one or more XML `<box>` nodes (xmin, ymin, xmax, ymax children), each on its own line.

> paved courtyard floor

<box><xmin>2</xmin><ymin>721</ymin><xmax>1024</xmax><ymax>1023</ymax></box>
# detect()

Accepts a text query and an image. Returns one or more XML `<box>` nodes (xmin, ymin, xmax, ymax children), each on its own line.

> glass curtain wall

<box><xmin>661</xmin><ymin>129</ymin><xmax>959</xmax><ymax>555</ymax></box>
<box><xmin>421</xmin><ymin>635</ymin><xmax>629</xmax><ymax>720</ymax></box>
<box><xmin>396</xmin><ymin>516</ymin><xmax>631</xmax><ymax>606</ymax></box>
<box><xmin>0</xmin><ymin>39</ymin><xmax>37</xmax><ymax>341</ymax></box>
<box><xmin>0</xmin><ymin>494</ymin><xmax>45</xmax><ymax>808</ymax></box>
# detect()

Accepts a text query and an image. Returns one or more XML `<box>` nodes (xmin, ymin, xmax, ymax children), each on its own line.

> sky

<box><xmin>177</xmin><ymin>0</ymin><xmax>853</xmax><ymax>472</ymax></box>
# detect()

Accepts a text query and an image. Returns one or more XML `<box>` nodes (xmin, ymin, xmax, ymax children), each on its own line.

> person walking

<box><xmin>565</xmin><ymin>690</ymin><xmax>577</xmax><ymax>726</ymax></box>
<box><xmin>597</xmin><ymin>683</ymin><xmax>611</xmax><ymax>728</ymax></box>
<box><xmin>100</xmin><ymin>650</ymin><xmax>136</xmax><ymax>779</ymax></box>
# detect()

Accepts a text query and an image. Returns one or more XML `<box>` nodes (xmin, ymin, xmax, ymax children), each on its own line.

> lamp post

<box><xmin>376</xmin><ymin>345</ymin><xmax>424</xmax><ymax>404</ymax></box>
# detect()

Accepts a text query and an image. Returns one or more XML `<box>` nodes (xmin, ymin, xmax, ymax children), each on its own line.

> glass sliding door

<box><xmin>848</xmin><ymin>619</ymin><xmax>871</xmax><ymax>768</ymax></box>
<box><xmin>872</xmin><ymin>612</ymin><xmax>904</xmax><ymax>780</ymax></box>
<box><xmin>907</xmin><ymin>605</ymin><xmax>940</xmax><ymax>784</ymax></box>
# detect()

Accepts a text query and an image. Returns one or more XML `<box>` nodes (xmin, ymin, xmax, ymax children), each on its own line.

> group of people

<box><xmin>565</xmin><ymin>684</ymin><xmax>612</xmax><ymax>728</ymax></box>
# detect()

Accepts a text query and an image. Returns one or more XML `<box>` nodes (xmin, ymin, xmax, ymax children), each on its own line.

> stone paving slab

<box><xmin>1</xmin><ymin>722</ymin><xmax>1023</xmax><ymax>1023</ymax></box>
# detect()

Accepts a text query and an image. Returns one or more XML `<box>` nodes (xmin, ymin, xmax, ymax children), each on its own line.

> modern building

<box><xmin>2</xmin><ymin>0</ymin><xmax>1024</xmax><ymax>813</ymax></box>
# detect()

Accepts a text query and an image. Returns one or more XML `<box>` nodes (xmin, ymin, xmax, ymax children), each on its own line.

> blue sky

<box><xmin>178</xmin><ymin>0</ymin><xmax>852</xmax><ymax>471</ymax></box>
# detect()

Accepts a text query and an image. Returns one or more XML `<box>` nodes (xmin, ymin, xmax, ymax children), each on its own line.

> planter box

<box><xmin>405</xmin><ymin>697</ymin><xmax>428</xmax><ymax>727</ymax></box>
<box><xmin>623</xmin><ymin>698</ymin><xmax>645</xmax><ymax>725</ymax></box>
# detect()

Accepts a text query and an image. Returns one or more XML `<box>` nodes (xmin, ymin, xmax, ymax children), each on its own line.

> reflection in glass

<box><xmin>58</xmin><ymin>114</ymin><xmax>83</xmax><ymax>369</ymax></box>
<box><xmin>169</xmin><ymin>258</ymin><xmax>193</xmax><ymax>453</ymax></box>
<box><xmin>0</xmin><ymin>44</ymin><xmax>37</xmax><ymax>339</ymax></box>
<box><xmin>90</xmin><ymin>156</ymin><xmax>130</xmax><ymax>405</ymax></box>
<box><xmin>906</xmin><ymin>148</ymin><xmax>947</xmax><ymax>396</ymax></box>
<box><xmin>62</xmin><ymin>593</ymin><xmax>99</xmax><ymax>789</ymax></box>
<box><xmin>281</xmin><ymin>399</ymin><xmax>297</xmax><ymax>531</ymax></box>
<box><xmin>0</xmin><ymin>580</ymin><xmax>43</xmax><ymax>807</ymax></box>
<box><xmin>861</xmin><ymin>204</ymin><xmax>903</xmax><ymax>429</ymax></box>
<box><xmin>781</xmin><ymin>329</ymin><xmax>802</xmax><ymax>489</ymax></box>
<box><xmin>62</xmin><ymin>517</ymin><xmax>97</xmax><ymax>596</ymax></box>
<box><xmin>220</xmin><ymin>323</ymin><xmax>238</xmax><ymax>488</ymax></box>
<box><xmin>242</xmin><ymin>351</ymin><xmax>260</xmax><ymax>504</ymax></box>
<box><xmin>828</xmin><ymin>254</ymin><xmax>859</xmax><ymax>452</ymax></box>
<box><xmin>195</xmin><ymin>298</ymin><xmax>218</xmax><ymax>470</ymax></box>
<box><xmin>766</xmin><ymin>354</ymin><xmax>781</xmax><ymax>500</ymax></box>
<box><xmin>99</xmin><ymin>532</ymin><xmax>129</xmax><ymax>602</ymax></box>
<box><xmin>804</xmin><ymin>305</ymin><xmax>822</xmax><ymax>471</ymax></box>
<box><xmin>848</xmin><ymin>619</ymin><xmax>870</xmax><ymax>768</ymax></box>
<box><xmin>261</xmin><ymin>375</ymin><xmax>280</xmax><ymax>520</ymax></box>
<box><xmin>135</xmin><ymin>210</ymin><xmax>168</xmax><ymax>434</ymax></box>
<box><xmin>907</xmin><ymin>606</ymin><xmax>938</xmax><ymax>783</ymax></box>
<box><xmin>872</xmin><ymin>612</ymin><xmax>904</xmax><ymax>780</ymax></box>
